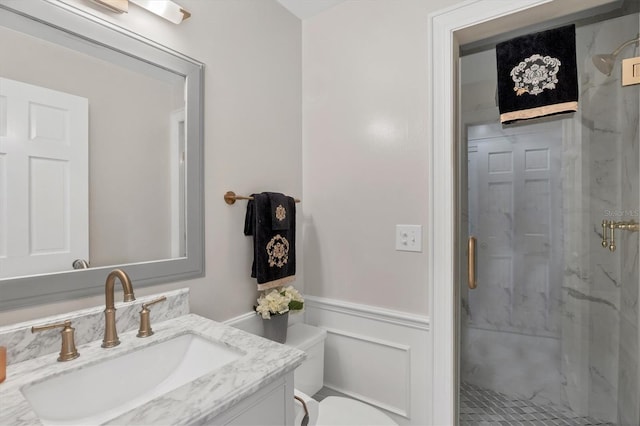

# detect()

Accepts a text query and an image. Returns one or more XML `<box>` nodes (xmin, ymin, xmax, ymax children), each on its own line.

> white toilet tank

<box><xmin>286</xmin><ymin>323</ymin><xmax>327</xmax><ymax>396</ymax></box>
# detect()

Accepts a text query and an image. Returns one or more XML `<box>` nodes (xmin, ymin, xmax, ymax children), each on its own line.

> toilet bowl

<box><xmin>287</xmin><ymin>323</ymin><xmax>398</xmax><ymax>426</ymax></box>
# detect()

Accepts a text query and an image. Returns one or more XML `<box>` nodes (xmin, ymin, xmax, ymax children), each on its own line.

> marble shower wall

<box><xmin>613</xmin><ymin>13</ymin><xmax>640</xmax><ymax>423</ymax></box>
<box><xmin>571</xmin><ymin>13</ymin><xmax>639</xmax><ymax>424</ymax></box>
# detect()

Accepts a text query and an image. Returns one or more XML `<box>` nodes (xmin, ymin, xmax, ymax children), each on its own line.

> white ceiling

<box><xmin>275</xmin><ymin>0</ymin><xmax>345</xmax><ymax>20</ymax></box>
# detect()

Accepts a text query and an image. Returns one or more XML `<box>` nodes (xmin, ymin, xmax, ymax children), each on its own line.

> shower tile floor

<box><xmin>460</xmin><ymin>382</ymin><xmax>613</xmax><ymax>425</ymax></box>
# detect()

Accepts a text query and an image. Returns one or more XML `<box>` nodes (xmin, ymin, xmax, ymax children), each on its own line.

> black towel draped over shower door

<box><xmin>496</xmin><ymin>24</ymin><xmax>579</xmax><ymax>124</ymax></box>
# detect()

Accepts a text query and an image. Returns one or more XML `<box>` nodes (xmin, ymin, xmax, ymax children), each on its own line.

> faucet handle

<box><xmin>137</xmin><ymin>296</ymin><xmax>167</xmax><ymax>338</ymax></box>
<box><xmin>32</xmin><ymin>320</ymin><xmax>80</xmax><ymax>362</ymax></box>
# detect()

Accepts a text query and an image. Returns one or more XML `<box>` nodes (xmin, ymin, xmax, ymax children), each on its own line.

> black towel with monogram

<box><xmin>496</xmin><ymin>25</ymin><xmax>578</xmax><ymax>124</ymax></box>
<box><xmin>244</xmin><ymin>192</ymin><xmax>296</xmax><ymax>291</ymax></box>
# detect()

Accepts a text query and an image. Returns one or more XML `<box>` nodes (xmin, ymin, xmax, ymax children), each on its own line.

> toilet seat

<box><xmin>316</xmin><ymin>396</ymin><xmax>398</xmax><ymax>426</ymax></box>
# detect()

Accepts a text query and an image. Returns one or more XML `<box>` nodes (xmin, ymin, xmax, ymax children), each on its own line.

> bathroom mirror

<box><xmin>0</xmin><ymin>0</ymin><xmax>204</xmax><ymax>310</ymax></box>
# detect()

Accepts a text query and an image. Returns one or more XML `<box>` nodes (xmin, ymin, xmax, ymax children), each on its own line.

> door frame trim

<box><xmin>426</xmin><ymin>1</ymin><xmax>619</xmax><ymax>424</ymax></box>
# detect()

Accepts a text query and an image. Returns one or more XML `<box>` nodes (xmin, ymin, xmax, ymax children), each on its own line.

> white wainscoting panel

<box><xmin>223</xmin><ymin>298</ymin><xmax>430</xmax><ymax>425</ymax></box>
<box><xmin>323</xmin><ymin>327</ymin><xmax>411</xmax><ymax>417</ymax></box>
<box><xmin>304</xmin><ymin>295</ymin><xmax>430</xmax><ymax>426</ymax></box>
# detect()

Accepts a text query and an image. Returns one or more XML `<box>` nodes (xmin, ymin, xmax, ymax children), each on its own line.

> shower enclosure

<box><xmin>458</xmin><ymin>5</ymin><xmax>640</xmax><ymax>425</ymax></box>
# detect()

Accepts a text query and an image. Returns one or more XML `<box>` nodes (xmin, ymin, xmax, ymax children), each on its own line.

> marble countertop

<box><xmin>0</xmin><ymin>313</ymin><xmax>306</xmax><ymax>425</ymax></box>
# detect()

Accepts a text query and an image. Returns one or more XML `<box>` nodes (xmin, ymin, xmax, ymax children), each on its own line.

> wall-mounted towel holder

<box><xmin>224</xmin><ymin>191</ymin><xmax>301</xmax><ymax>205</ymax></box>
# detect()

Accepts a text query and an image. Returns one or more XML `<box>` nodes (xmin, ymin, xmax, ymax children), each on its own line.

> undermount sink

<box><xmin>21</xmin><ymin>333</ymin><xmax>244</xmax><ymax>425</ymax></box>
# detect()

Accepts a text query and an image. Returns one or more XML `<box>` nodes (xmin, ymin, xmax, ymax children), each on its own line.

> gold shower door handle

<box><xmin>468</xmin><ymin>236</ymin><xmax>477</xmax><ymax>289</ymax></box>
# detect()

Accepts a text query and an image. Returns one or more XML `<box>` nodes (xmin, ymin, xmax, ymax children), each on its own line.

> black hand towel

<box><xmin>496</xmin><ymin>24</ymin><xmax>578</xmax><ymax>124</ymax></box>
<box><xmin>267</xmin><ymin>192</ymin><xmax>292</xmax><ymax>231</ymax></box>
<box><xmin>244</xmin><ymin>192</ymin><xmax>296</xmax><ymax>291</ymax></box>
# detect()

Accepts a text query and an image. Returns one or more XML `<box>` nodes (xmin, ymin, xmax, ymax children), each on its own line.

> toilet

<box><xmin>286</xmin><ymin>323</ymin><xmax>398</xmax><ymax>426</ymax></box>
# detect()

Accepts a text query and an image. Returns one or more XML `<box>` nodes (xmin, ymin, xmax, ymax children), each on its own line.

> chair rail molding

<box><xmin>426</xmin><ymin>0</ymin><xmax>619</xmax><ymax>424</ymax></box>
<box><xmin>304</xmin><ymin>295</ymin><xmax>430</xmax><ymax>331</ymax></box>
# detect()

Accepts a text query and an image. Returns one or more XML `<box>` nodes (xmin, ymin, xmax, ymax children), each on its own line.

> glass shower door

<box><xmin>458</xmin><ymin>6</ymin><xmax>640</xmax><ymax>425</ymax></box>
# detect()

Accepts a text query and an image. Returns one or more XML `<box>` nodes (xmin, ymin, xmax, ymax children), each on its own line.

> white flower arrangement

<box><xmin>255</xmin><ymin>286</ymin><xmax>304</xmax><ymax>319</ymax></box>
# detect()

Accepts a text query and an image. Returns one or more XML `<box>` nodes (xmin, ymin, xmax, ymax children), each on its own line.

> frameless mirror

<box><xmin>0</xmin><ymin>0</ymin><xmax>204</xmax><ymax>310</ymax></box>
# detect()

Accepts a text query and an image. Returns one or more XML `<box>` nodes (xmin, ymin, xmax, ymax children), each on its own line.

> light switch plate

<box><xmin>396</xmin><ymin>225</ymin><xmax>422</xmax><ymax>252</ymax></box>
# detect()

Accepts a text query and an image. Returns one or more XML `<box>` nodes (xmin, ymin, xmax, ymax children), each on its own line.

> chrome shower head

<box><xmin>592</xmin><ymin>34</ymin><xmax>640</xmax><ymax>76</ymax></box>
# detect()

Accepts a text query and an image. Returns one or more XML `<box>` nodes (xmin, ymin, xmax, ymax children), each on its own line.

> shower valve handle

<box><xmin>609</xmin><ymin>221</ymin><xmax>616</xmax><ymax>252</ymax></box>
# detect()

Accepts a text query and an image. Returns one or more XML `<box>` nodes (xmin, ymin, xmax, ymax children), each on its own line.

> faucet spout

<box><xmin>102</xmin><ymin>269</ymin><xmax>135</xmax><ymax>348</ymax></box>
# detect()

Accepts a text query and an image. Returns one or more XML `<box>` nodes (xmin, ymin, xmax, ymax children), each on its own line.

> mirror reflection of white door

<box><xmin>0</xmin><ymin>77</ymin><xmax>88</xmax><ymax>278</ymax></box>
<box><xmin>467</xmin><ymin>121</ymin><xmax>563</xmax><ymax>336</ymax></box>
<box><xmin>170</xmin><ymin>108</ymin><xmax>185</xmax><ymax>258</ymax></box>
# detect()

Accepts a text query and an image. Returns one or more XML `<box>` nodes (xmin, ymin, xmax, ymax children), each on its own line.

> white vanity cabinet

<box><xmin>205</xmin><ymin>373</ymin><xmax>295</xmax><ymax>426</ymax></box>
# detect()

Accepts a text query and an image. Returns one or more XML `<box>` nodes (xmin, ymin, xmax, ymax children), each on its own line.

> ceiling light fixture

<box><xmin>130</xmin><ymin>0</ymin><xmax>191</xmax><ymax>24</ymax></box>
<box><xmin>89</xmin><ymin>0</ymin><xmax>128</xmax><ymax>13</ymax></box>
<box><xmin>88</xmin><ymin>0</ymin><xmax>191</xmax><ymax>24</ymax></box>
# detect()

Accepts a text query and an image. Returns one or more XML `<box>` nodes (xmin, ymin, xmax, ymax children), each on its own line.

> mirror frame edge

<box><xmin>0</xmin><ymin>0</ymin><xmax>205</xmax><ymax>311</ymax></box>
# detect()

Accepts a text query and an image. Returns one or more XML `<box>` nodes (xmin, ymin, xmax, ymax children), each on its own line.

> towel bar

<box><xmin>224</xmin><ymin>191</ymin><xmax>301</xmax><ymax>205</ymax></box>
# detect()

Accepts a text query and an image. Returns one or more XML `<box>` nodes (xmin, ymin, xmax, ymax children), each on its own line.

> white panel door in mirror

<box><xmin>0</xmin><ymin>77</ymin><xmax>88</xmax><ymax>278</ymax></box>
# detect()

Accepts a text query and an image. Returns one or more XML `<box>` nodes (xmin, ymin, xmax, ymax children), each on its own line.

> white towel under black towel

<box><xmin>496</xmin><ymin>24</ymin><xmax>578</xmax><ymax>124</ymax></box>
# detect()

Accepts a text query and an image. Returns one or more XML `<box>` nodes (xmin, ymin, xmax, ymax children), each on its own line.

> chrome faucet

<box><xmin>102</xmin><ymin>269</ymin><xmax>136</xmax><ymax>348</ymax></box>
